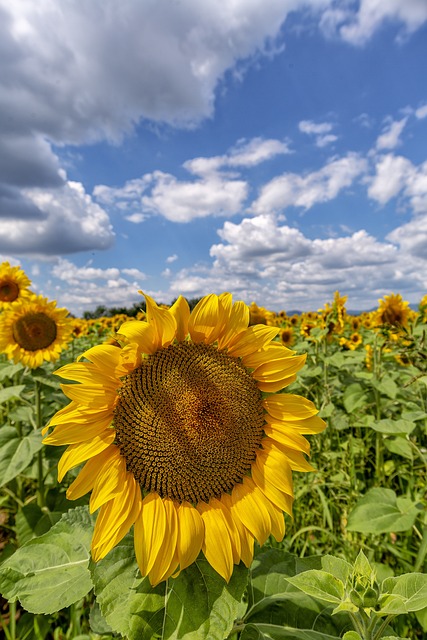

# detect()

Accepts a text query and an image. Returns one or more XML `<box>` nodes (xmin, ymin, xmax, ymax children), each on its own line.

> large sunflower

<box><xmin>44</xmin><ymin>293</ymin><xmax>325</xmax><ymax>585</ymax></box>
<box><xmin>375</xmin><ymin>293</ymin><xmax>411</xmax><ymax>328</ymax></box>
<box><xmin>0</xmin><ymin>261</ymin><xmax>32</xmax><ymax>308</ymax></box>
<box><xmin>0</xmin><ymin>294</ymin><xmax>73</xmax><ymax>368</ymax></box>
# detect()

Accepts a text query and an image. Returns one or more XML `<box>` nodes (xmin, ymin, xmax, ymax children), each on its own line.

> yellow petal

<box><xmin>263</xmin><ymin>394</ymin><xmax>318</xmax><ymax>421</ymax></box>
<box><xmin>60</xmin><ymin>382</ymin><xmax>117</xmax><ymax>408</ymax></box>
<box><xmin>263</xmin><ymin>424</ymin><xmax>310</xmax><ymax>455</ymax></box>
<box><xmin>147</xmin><ymin>498</ymin><xmax>178</xmax><ymax>585</ymax></box>
<box><xmin>210</xmin><ymin>497</ymin><xmax>241</xmax><ymax>564</ymax></box>
<box><xmin>197</xmin><ymin>500</ymin><xmax>234</xmax><ymax>582</ymax></box>
<box><xmin>263</xmin><ymin>497</ymin><xmax>285</xmax><ymax>542</ymax></box>
<box><xmin>169</xmin><ymin>296</ymin><xmax>190</xmax><ymax>342</ymax></box>
<box><xmin>176</xmin><ymin>501</ymin><xmax>204</xmax><ymax>571</ymax></box>
<box><xmin>222</xmin><ymin>493</ymin><xmax>254</xmax><ymax>568</ymax></box>
<box><xmin>134</xmin><ymin>492</ymin><xmax>167</xmax><ymax>576</ymax></box>
<box><xmin>90</xmin><ymin>449</ymin><xmax>127</xmax><ymax>513</ymax></box>
<box><xmin>251</xmin><ymin>462</ymin><xmax>294</xmax><ymax>516</ymax></box>
<box><xmin>66</xmin><ymin>447</ymin><xmax>118</xmax><ymax>500</ymax></box>
<box><xmin>264</xmin><ymin>413</ymin><xmax>326</xmax><ymax>435</ymax></box>
<box><xmin>257</xmin><ymin>375</ymin><xmax>297</xmax><ymax>393</ymax></box>
<box><xmin>254</xmin><ymin>446</ymin><xmax>294</xmax><ymax>496</ymax></box>
<box><xmin>262</xmin><ymin>438</ymin><xmax>314</xmax><ymax>472</ymax></box>
<box><xmin>43</xmin><ymin>415</ymin><xmax>113</xmax><ymax>445</ymax></box>
<box><xmin>188</xmin><ymin>294</ymin><xmax>222</xmax><ymax>343</ymax></box>
<box><xmin>231</xmin><ymin>476</ymin><xmax>271</xmax><ymax>545</ymax></box>
<box><xmin>242</xmin><ymin>343</ymin><xmax>295</xmax><ymax>368</ymax></box>
<box><xmin>253</xmin><ymin>354</ymin><xmax>306</xmax><ymax>381</ymax></box>
<box><xmin>92</xmin><ymin>472</ymin><xmax>141</xmax><ymax>560</ymax></box>
<box><xmin>77</xmin><ymin>344</ymin><xmax>122</xmax><ymax>370</ymax></box>
<box><xmin>47</xmin><ymin>401</ymin><xmax>111</xmax><ymax>426</ymax></box>
<box><xmin>217</xmin><ymin>300</ymin><xmax>250</xmax><ymax>350</ymax></box>
<box><xmin>227</xmin><ymin>325</ymin><xmax>279</xmax><ymax>358</ymax></box>
<box><xmin>142</xmin><ymin>292</ymin><xmax>177</xmax><ymax>348</ymax></box>
<box><xmin>57</xmin><ymin>433</ymin><xmax>116</xmax><ymax>482</ymax></box>
<box><xmin>117</xmin><ymin>320</ymin><xmax>158</xmax><ymax>354</ymax></box>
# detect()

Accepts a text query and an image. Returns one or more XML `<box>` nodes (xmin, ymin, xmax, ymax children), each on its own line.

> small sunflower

<box><xmin>0</xmin><ymin>261</ymin><xmax>32</xmax><ymax>308</ymax></box>
<box><xmin>0</xmin><ymin>294</ymin><xmax>73</xmax><ymax>368</ymax></box>
<box><xmin>44</xmin><ymin>293</ymin><xmax>325</xmax><ymax>585</ymax></box>
<box><xmin>279</xmin><ymin>327</ymin><xmax>294</xmax><ymax>347</ymax></box>
<box><xmin>375</xmin><ymin>293</ymin><xmax>411</xmax><ymax>328</ymax></box>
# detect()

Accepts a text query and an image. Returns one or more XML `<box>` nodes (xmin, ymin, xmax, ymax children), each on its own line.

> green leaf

<box><xmin>286</xmin><ymin>570</ymin><xmax>344</xmax><ymax>604</ymax></box>
<box><xmin>347</xmin><ymin>488</ymin><xmax>421</xmax><ymax>533</ymax></box>
<box><xmin>370</xmin><ymin>419</ymin><xmax>415</xmax><ymax>436</ymax></box>
<box><xmin>0</xmin><ymin>362</ymin><xmax>23</xmax><ymax>381</ymax></box>
<box><xmin>384</xmin><ymin>437</ymin><xmax>413</xmax><ymax>460</ymax></box>
<box><xmin>321</xmin><ymin>556</ymin><xmax>352</xmax><ymax>585</ymax></box>
<box><xmin>342</xmin><ymin>632</ymin><xmax>362</xmax><ymax>640</ymax></box>
<box><xmin>240</xmin><ymin>623</ymin><xmax>341</xmax><ymax>640</ymax></box>
<box><xmin>0</xmin><ymin>428</ymin><xmax>43</xmax><ymax>486</ymax></box>
<box><xmin>0</xmin><ymin>506</ymin><xmax>93</xmax><ymax>614</ymax></box>
<box><xmin>92</xmin><ymin>534</ymin><xmax>248</xmax><ymax>640</ymax></box>
<box><xmin>373</xmin><ymin>377</ymin><xmax>398</xmax><ymax>399</ymax></box>
<box><xmin>353</xmin><ymin>550</ymin><xmax>372</xmax><ymax>579</ymax></box>
<box><xmin>415</xmin><ymin>606</ymin><xmax>427</xmax><ymax>632</ymax></box>
<box><xmin>15</xmin><ymin>503</ymin><xmax>62</xmax><ymax>545</ymax></box>
<box><xmin>343</xmin><ymin>384</ymin><xmax>367</xmax><ymax>414</ymax></box>
<box><xmin>0</xmin><ymin>384</ymin><xmax>26</xmax><ymax>404</ymax></box>
<box><xmin>381</xmin><ymin>573</ymin><xmax>427</xmax><ymax>614</ymax></box>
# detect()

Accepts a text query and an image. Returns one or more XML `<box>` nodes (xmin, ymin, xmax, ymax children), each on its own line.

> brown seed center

<box><xmin>114</xmin><ymin>342</ymin><xmax>265</xmax><ymax>503</ymax></box>
<box><xmin>0</xmin><ymin>280</ymin><xmax>20</xmax><ymax>303</ymax></box>
<box><xmin>12</xmin><ymin>313</ymin><xmax>58</xmax><ymax>351</ymax></box>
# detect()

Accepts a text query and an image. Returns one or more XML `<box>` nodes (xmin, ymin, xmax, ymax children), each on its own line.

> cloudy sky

<box><xmin>1</xmin><ymin>0</ymin><xmax>427</xmax><ymax>315</ymax></box>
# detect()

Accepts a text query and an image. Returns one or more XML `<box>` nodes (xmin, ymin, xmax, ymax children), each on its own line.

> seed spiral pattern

<box><xmin>0</xmin><ymin>280</ymin><xmax>19</xmax><ymax>303</ymax></box>
<box><xmin>114</xmin><ymin>342</ymin><xmax>265</xmax><ymax>503</ymax></box>
<box><xmin>12</xmin><ymin>312</ymin><xmax>58</xmax><ymax>351</ymax></box>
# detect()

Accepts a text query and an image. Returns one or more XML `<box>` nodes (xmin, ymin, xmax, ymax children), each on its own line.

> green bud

<box><xmin>349</xmin><ymin>589</ymin><xmax>364</xmax><ymax>608</ymax></box>
<box><xmin>362</xmin><ymin>586</ymin><xmax>379</xmax><ymax>608</ymax></box>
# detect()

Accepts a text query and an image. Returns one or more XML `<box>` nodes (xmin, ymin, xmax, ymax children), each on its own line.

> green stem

<box><xmin>372</xmin><ymin>614</ymin><xmax>395</xmax><ymax>640</ymax></box>
<box><xmin>349</xmin><ymin>611</ymin><xmax>366</xmax><ymax>638</ymax></box>
<box><xmin>9</xmin><ymin>601</ymin><xmax>16</xmax><ymax>640</ymax></box>
<box><xmin>35</xmin><ymin>380</ymin><xmax>46</xmax><ymax>509</ymax></box>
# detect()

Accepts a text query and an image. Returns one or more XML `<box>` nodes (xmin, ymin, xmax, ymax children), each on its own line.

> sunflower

<box><xmin>43</xmin><ymin>293</ymin><xmax>325</xmax><ymax>586</ymax></box>
<box><xmin>0</xmin><ymin>294</ymin><xmax>73</xmax><ymax>368</ymax></box>
<box><xmin>375</xmin><ymin>293</ymin><xmax>411</xmax><ymax>328</ymax></box>
<box><xmin>0</xmin><ymin>261</ymin><xmax>32</xmax><ymax>308</ymax></box>
<box><xmin>279</xmin><ymin>327</ymin><xmax>294</xmax><ymax>347</ymax></box>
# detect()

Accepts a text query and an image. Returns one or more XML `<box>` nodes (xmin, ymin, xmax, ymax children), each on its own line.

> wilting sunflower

<box><xmin>0</xmin><ymin>261</ymin><xmax>32</xmax><ymax>308</ymax></box>
<box><xmin>0</xmin><ymin>294</ymin><xmax>73</xmax><ymax>368</ymax></box>
<box><xmin>44</xmin><ymin>293</ymin><xmax>325</xmax><ymax>586</ymax></box>
<box><xmin>375</xmin><ymin>293</ymin><xmax>411</xmax><ymax>328</ymax></box>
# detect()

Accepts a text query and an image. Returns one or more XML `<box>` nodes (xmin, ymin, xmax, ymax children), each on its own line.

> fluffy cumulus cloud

<box><xmin>369</xmin><ymin>154</ymin><xmax>427</xmax><ymax>213</ymax></box>
<box><xmin>251</xmin><ymin>153</ymin><xmax>367</xmax><ymax>215</ymax></box>
<box><xmin>320</xmin><ymin>0</ymin><xmax>427</xmax><ymax>45</ymax></box>
<box><xmin>375</xmin><ymin>117</ymin><xmax>408</xmax><ymax>150</ymax></box>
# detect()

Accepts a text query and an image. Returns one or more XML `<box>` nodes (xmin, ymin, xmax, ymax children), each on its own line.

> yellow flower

<box><xmin>279</xmin><ymin>327</ymin><xmax>294</xmax><ymax>347</ymax></box>
<box><xmin>0</xmin><ymin>294</ymin><xmax>73</xmax><ymax>368</ymax></box>
<box><xmin>44</xmin><ymin>293</ymin><xmax>325</xmax><ymax>585</ymax></box>
<box><xmin>375</xmin><ymin>293</ymin><xmax>411</xmax><ymax>328</ymax></box>
<box><xmin>0</xmin><ymin>261</ymin><xmax>32</xmax><ymax>308</ymax></box>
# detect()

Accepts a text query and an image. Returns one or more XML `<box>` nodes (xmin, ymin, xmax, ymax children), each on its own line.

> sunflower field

<box><xmin>0</xmin><ymin>261</ymin><xmax>426</xmax><ymax>640</ymax></box>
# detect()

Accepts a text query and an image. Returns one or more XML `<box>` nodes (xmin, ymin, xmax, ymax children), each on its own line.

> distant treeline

<box><xmin>82</xmin><ymin>297</ymin><xmax>204</xmax><ymax>319</ymax></box>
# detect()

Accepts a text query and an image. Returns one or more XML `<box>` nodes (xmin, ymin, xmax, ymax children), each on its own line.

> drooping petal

<box><xmin>222</xmin><ymin>493</ymin><xmax>254</xmax><ymax>568</ymax></box>
<box><xmin>254</xmin><ymin>446</ymin><xmax>294</xmax><ymax>496</ymax></box>
<box><xmin>43</xmin><ymin>415</ymin><xmax>113</xmax><ymax>445</ymax></box>
<box><xmin>242</xmin><ymin>343</ymin><xmax>295</xmax><ymax>368</ymax></box>
<box><xmin>262</xmin><ymin>497</ymin><xmax>285</xmax><ymax>542</ymax></box>
<box><xmin>256</xmin><ymin>375</ymin><xmax>297</xmax><ymax>393</ymax></box>
<box><xmin>91</xmin><ymin>472</ymin><xmax>142</xmax><ymax>561</ymax></box>
<box><xmin>251</xmin><ymin>462</ymin><xmax>294</xmax><ymax>516</ymax></box>
<box><xmin>264</xmin><ymin>413</ymin><xmax>326</xmax><ymax>435</ymax></box>
<box><xmin>231</xmin><ymin>476</ymin><xmax>271</xmax><ymax>545</ymax></box>
<box><xmin>147</xmin><ymin>498</ymin><xmax>179</xmax><ymax>585</ymax></box>
<box><xmin>89</xmin><ymin>449</ymin><xmax>127</xmax><ymax>513</ymax></box>
<box><xmin>197</xmin><ymin>500</ymin><xmax>234</xmax><ymax>582</ymax></box>
<box><xmin>176</xmin><ymin>501</ymin><xmax>204</xmax><ymax>571</ymax></box>
<box><xmin>134</xmin><ymin>492</ymin><xmax>167</xmax><ymax>576</ymax></box>
<box><xmin>263</xmin><ymin>424</ymin><xmax>311</xmax><ymax>455</ymax></box>
<box><xmin>58</xmin><ymin>432</ymin><xmax>116</xmax><ymax>482</ymax></box>
<box><xmin>262</xmin><ymin>438</ymin><xmax>315</xmax><ymax>472</ymax></box>
<box><xmin>66</xmin><ymin>447</ymin><xmax>118</xmax><ymax>500</ymax></box>
<box><xmin>169</xmin><ymin>296</ymin><xmax>190</xmax><ymax>342</ymax></box>
<box><xmin>252</xmin><ymin>354</ymin><xmax>306</xmax><ymax>381</ymax></box>
<box><xmin>210</xmin><ymin>497</ymin><xmax>241</xmax><ymax>564</ymax></box>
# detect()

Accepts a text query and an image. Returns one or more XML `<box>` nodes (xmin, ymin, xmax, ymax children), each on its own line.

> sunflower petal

<box><xmin>148</xmin><ymin>498</ymin><xmax>178</xmax><ymax>585</ymax></box>
<box><xmin>188</xmin><ymin>294</ymin><xmax>222</xmax><ymax>343</ymax></box>
<box><xmin>58</xmin><ymin>433</ymin><xmax>116</xmax><ymax>482</ymax></box>
<box><xmin>90</xmin><ymin>449</ymin><xmax>127</xmax><ymax>513</ymax></box>
<box><xmin>227</xmin><ymin>325</ymin><xmax>279</xmax><ymax>358</ymax></box>
<box><xmin>170</xmin><ymin>296</ymin><xmax>190</xmax><ymax>342</ymax></box>
<box><xmin>176</xmin><ymin>501</ymin><xmax>204</xmax><ymax>571</ymax></box>
<box><xmin>265</xmin><ymin>413</ymin><xmax>326</xmax><ymax>434</ymax></box>
<box><xmin>134</xmin><ymin>492</ymin><xmax>167</xmax><ymax>576</ymax></box>
<box><xmin>263</xmin><ymin>394</ymin><xmax>318</xmax><ymax>421</ymax></box>
<box><xmin>43</xmin><ymin>415</ymin><xmax>113</xmax><ymax>445</ymax></box>
<box><xmin>142</xmin><ymin>292</ymin><xmax>177</xmax><ymax>348</ymax></box>
<box><xmin>231</xmin><ymin>476</ymin><xmax>271</xmax><ymax>545</ymax></box>
<box><xmin>117</xmin><ymin>320</ymin><xmax>158</xmax><ymax>353</ymax></box>
<box><xmin>197</xmin><ymin>500</ymin><xmax>234</xmax><ymax>582</ymax></box>
<box><xmin>217</xmin><ymin>300</ymin><xmax>249</xmax><ymax>350</ymax></box>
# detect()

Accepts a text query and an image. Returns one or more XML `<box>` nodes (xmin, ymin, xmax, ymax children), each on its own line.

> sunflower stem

<box><xmin>35</xmin><ymin>379</ymin><xmax>46</xmax><ymax>509</ymax></box>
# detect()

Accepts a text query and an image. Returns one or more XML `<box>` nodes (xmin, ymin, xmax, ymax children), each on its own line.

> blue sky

<box><xmin>1</xmin><ymin>1</ymin><xmax>427</xmax><ymax>315</ymax></box>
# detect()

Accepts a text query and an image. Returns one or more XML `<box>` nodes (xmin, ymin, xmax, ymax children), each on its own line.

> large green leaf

<box><xmin>0</xmin><ymin>507</ymin><xmax>93</xmax><ymax>614</ymax></box>
<box><xmin>0</xmin><ymin>427</ymin><xmax>43</xmax><ymax>486</ymax></box>
<box><xmin>369</xmin><ymin>419</ymin><xmax>415</xmax><ymax>436</ymax></box>
<box><xmin>286</xmin><ymin>571</ymin><xmax>344</xmax><ymax>604</ymax></box>
<box><xmin>381</xmin><ymin>574</ymin><xmax>427</xmax><ymax>615</ymax></box>
<box><xmin>347</xmin><ymin>488</ymin><xmax>421</xmax><ymax>533</ymax></box>
<box><xmin>91</xmin><ymin>533</ymin><xmax>248</xmax><ymax>640</ymax></box>
<box><xmin>0</xmin><ymin>384</ymin><xmax>26</xmax><ymax>404</ymax></box>
<box><xmin>343</xmin><ymin>384</ymin><xmax>367</xmax><ymax>414</ymax></box>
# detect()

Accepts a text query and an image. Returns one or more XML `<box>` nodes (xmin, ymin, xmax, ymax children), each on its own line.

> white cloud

<box><xmin>368</xmin><ymin>154</ymin><xmax>427</xmax><ymax>213</ymax></box>
<box><xmin>298</xmin><ymin>120</ymin><xmax>338</xmax><ymax>148</ymax></box>
<box><xmin>251</xmin><ymin>153</ymin><xmax>367</xmax><ymax>215</ymax></box>
<box><xmin>122</xmin><ymin>268</ymin><xmax>147</xmax><ymax>280</ymax></box>
<box><xmin>166</xmin><ymin>254</ymin><xmax>178</xmax><ymax>263</ymax></box>
<box><xmin>316</xmin><ymin>134</ymin><xmax>338</xmax><ymax>148</ymax></box>
<box><xmin>125</xmin><ymin>213</ymin><xmax>147</xmax><ymax>224</ymax></box>
<box><xmin>415</xmin><ymin>104</ymin><xmax>427</xmax><ymax>119</ymax></box>
<box><xmin>376</xmin><ymin>117</ymin><xmax>408</xmax><ymax>150</ymax></box>
<box><xmin>0</xmin><ymin>180</ymin><xmax>114</xmax><ymax>256</ymax></box>
<box><xmin>320</xmin><ymin>0</ymin><xmax>427</xmax><ymax>46</ymax></box>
